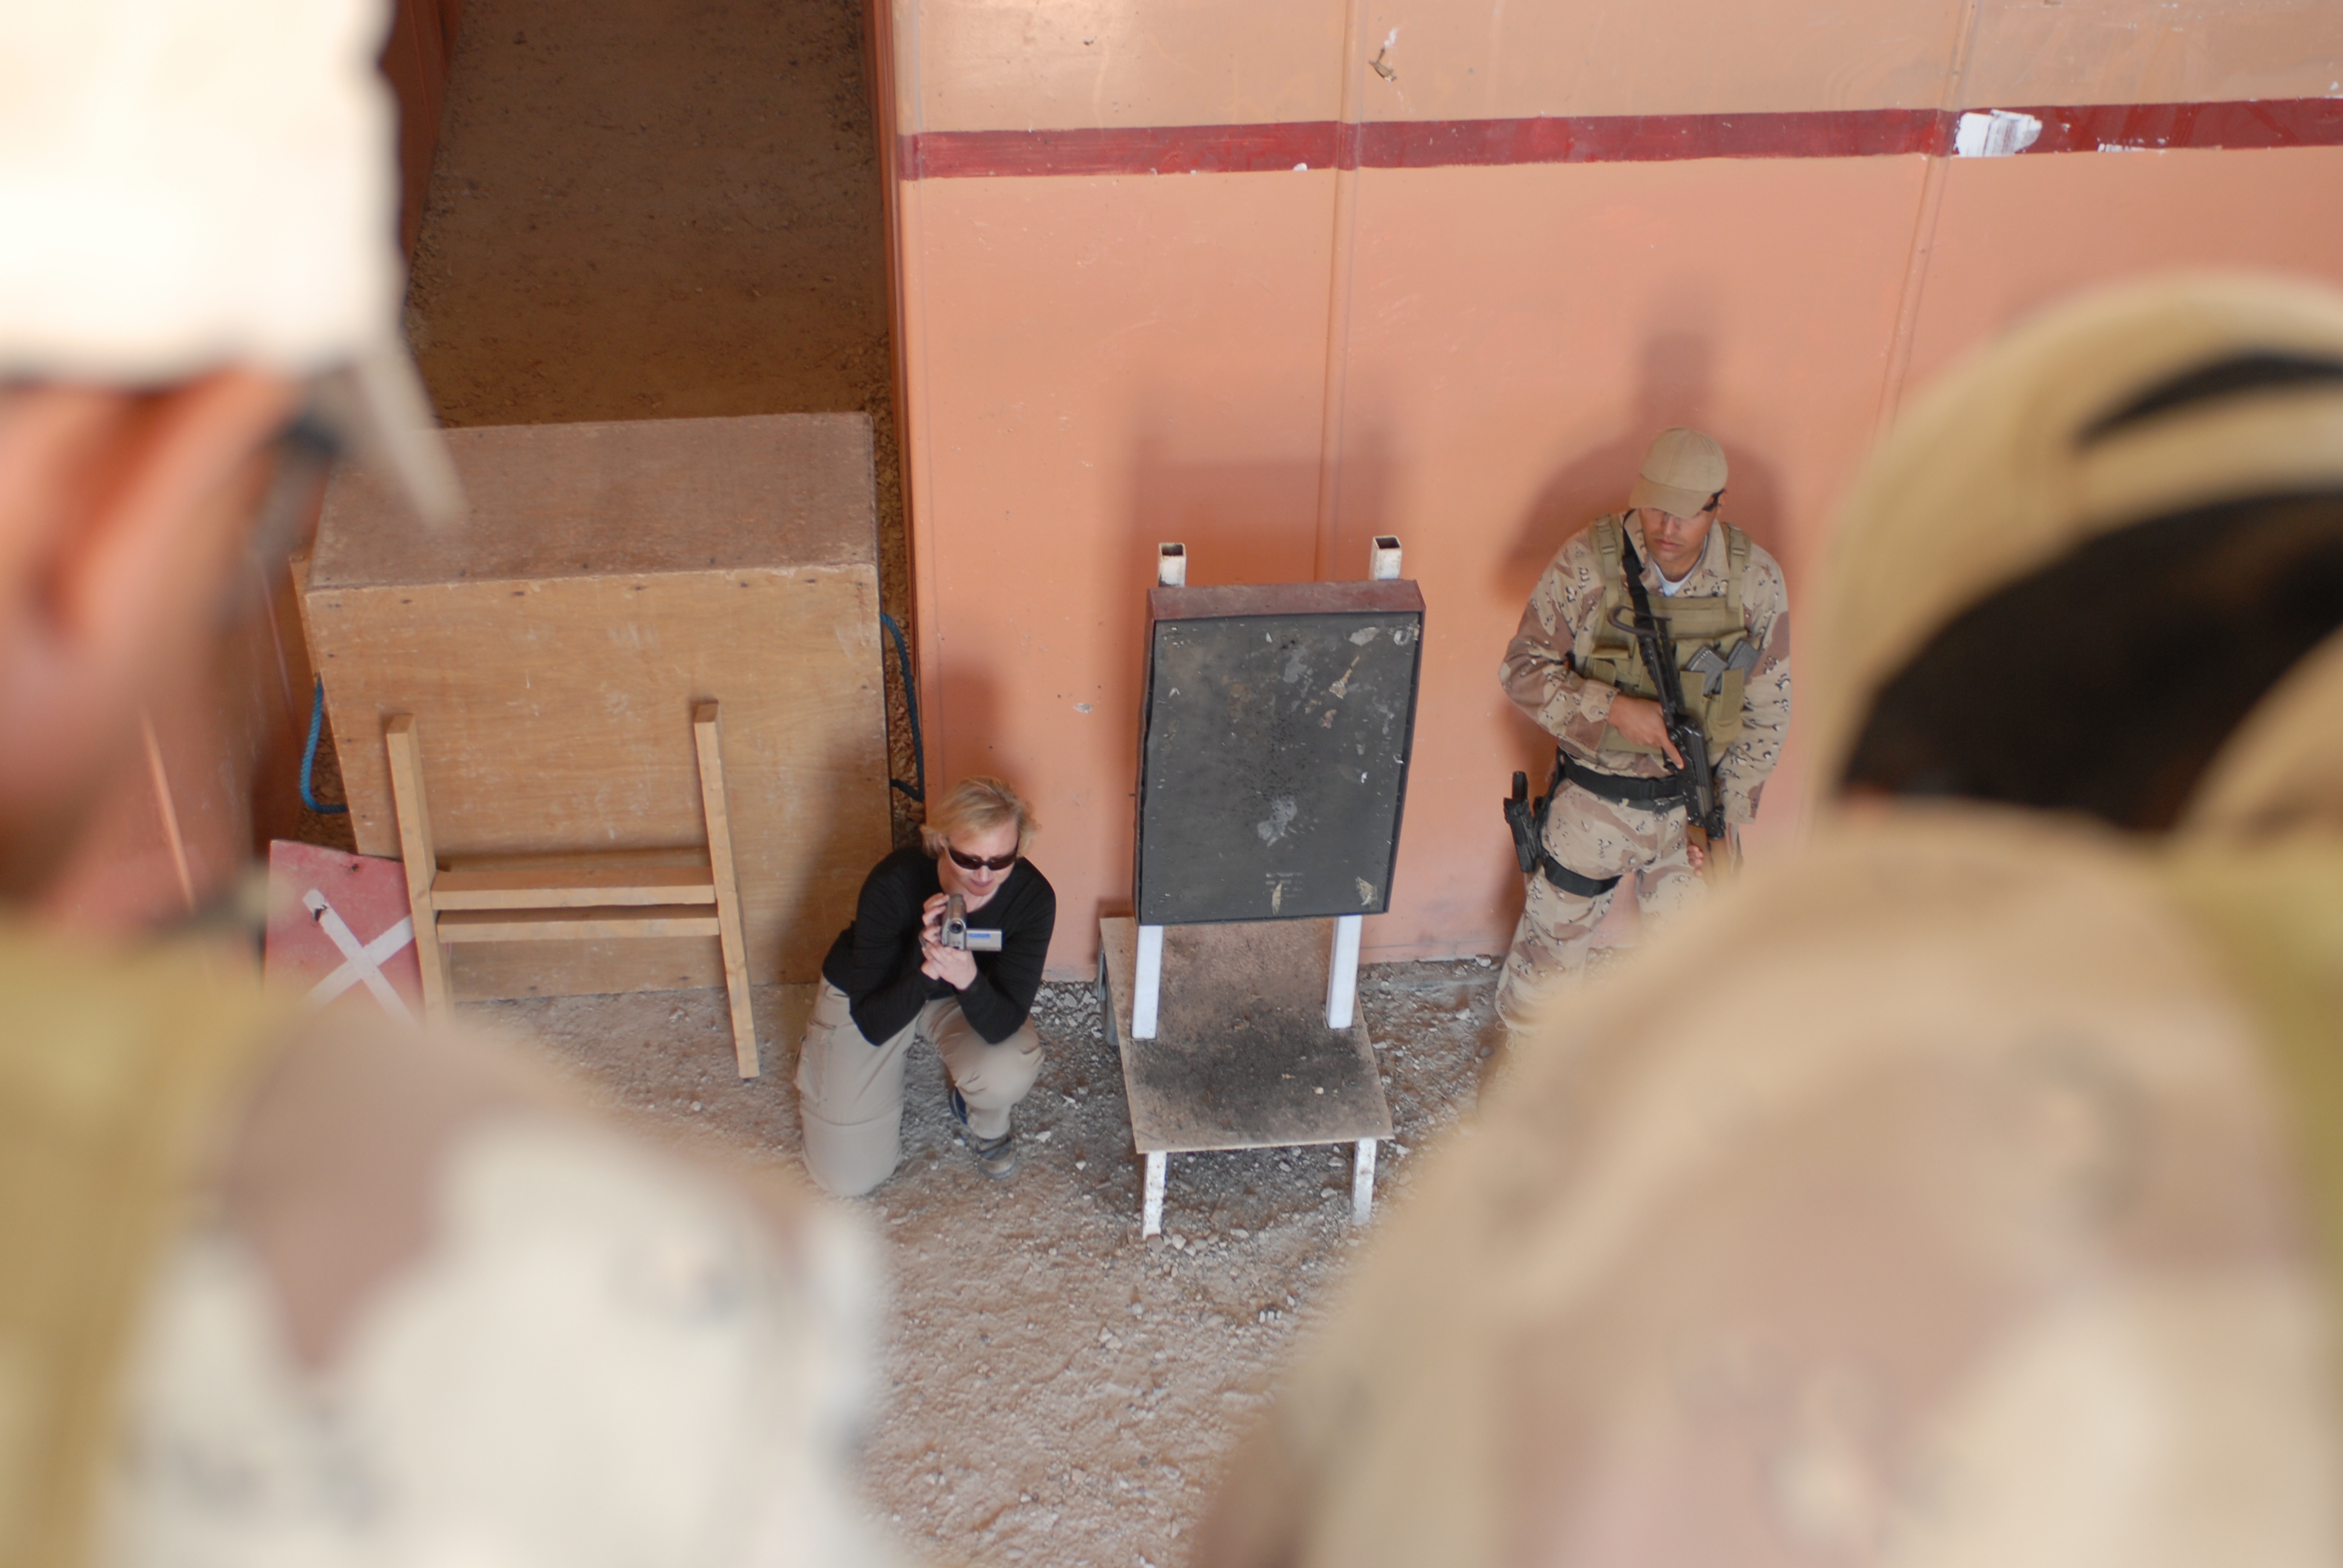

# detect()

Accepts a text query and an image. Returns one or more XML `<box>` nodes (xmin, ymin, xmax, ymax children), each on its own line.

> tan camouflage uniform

<box><xmin>1496</xmin><ymin>512</ymin><xmax>1791</xmax><ymax>1025</ymax></box>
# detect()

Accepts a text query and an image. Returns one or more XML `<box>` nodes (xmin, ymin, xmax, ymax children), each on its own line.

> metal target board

<box><xmin>1135</xmin><ymin>579</ymin><xmax>1424</xmax><ymax>924</ymax></box>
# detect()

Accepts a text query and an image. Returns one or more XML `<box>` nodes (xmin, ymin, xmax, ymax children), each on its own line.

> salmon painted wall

<box><xmin>879</xmin><ymin>0</ymin><xmax>2343</xmax><ymax>977</ymax></box>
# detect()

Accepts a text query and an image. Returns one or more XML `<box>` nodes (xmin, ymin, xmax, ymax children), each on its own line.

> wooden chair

<box><xmin>384</xmin><ymin>701</ymin><xmax>761</xmax><ymax>1077</ymax></box>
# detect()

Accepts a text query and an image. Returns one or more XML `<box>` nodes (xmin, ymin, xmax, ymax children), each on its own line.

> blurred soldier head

<box><xmin>1818</xmin><ymin>273</ymin><xmax>2343</xmax><ymax>830</ymax></box>
<box><xmin>0</xmin><ymin>0</ymin><xmax>453</xmax><ymax>895</ymax></box>
<box><xmin>1</xmin><ymin>21</ymin><xmax>894</xmax><ymax>1568</ymax></box>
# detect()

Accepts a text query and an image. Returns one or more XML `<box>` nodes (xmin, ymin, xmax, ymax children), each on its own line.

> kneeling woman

<box><xmin>796</xmin><ymin>776</ymin><xmax>1055</xmax><ymax>1195</ymax></box>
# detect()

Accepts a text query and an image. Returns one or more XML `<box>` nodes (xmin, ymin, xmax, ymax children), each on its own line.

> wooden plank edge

<box><xmin>431</xmin><ymin>874</ymin><xmax>718</xmax><ymax>910</ymax></box>
<box><xmin>437</xmin><ymin>906</ymin><xmax>723</xmax><ymax>941</ymax></box>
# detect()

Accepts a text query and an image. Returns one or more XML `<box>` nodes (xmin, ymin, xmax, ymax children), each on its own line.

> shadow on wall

<box><xmin>1126</xmin><ymin>445</ymin><xmax>1321</xmax><ymax>591</ymax></box>
<box><xmin>931</xmin><ymin>664</ymin><xmax>1003</xmax><ymax>783</ymax></box>
<box><xmin>1497</xmin><ymin>331</ymin><xmax>1789</xmax><ymax>599</ymax></box>
<box><xmin>1323</xmin><ymin>433</ymin><xmax>1395</xmax><ymax>586</ymax></box>
<box><xmin>1115</xmin><ymin>442</ymin><xmax>1324</xmax><ymax>752</ymax></box>
<box><xmin>1486</xmin><ymin>328</ymin><xmax>1791</xmax><ymax>900</ymax></box>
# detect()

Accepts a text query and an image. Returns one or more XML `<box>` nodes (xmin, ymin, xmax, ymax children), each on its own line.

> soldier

<box><xmin>0</xmin><ymin>4</ymin><xmax>900</xmax><ymax>1565</ymax></box>
<box><xmin>1496</xmin><ymin>426</ymin><xmax>1791</xmax><ymax>1031</ymax></box>
<box><xmin>1199</xmin><ymin>275</ymin><xmax>2343</xmax><ymax>1566</ymax></box>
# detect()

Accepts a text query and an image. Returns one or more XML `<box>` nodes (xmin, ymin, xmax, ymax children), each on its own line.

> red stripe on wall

<box><xmin>902</xmin><ymin>96</ymin><xmax>2343</xmax><ymax>179</ymax></box>
<box><xmin>2020</xmin><ymin>97</ymin><xmax>2343</xmax><ymax>154</ymax></box>
<box><xmin>1363</xmin><ymin>108</ymin><xmax>1946</xmax><ymax>166</ymax></box>
<box><xmin>908</xmin><ymin>122</ymin><xmax>1341</xmax><ymax>178</ymax></box>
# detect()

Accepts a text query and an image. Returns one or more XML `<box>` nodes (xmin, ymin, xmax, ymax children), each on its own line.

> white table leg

<box><xmin>1351</xmin><ymin>1138</ymin><xmax>1377</xmax><ymax>1225</ymax></box>
<box><xmin>1325</xmin><ymin>913</ymin><xmax>1363</xmax><ymax>1030</ymax></box>
<box><xmin>1142</xmin><ymin>1150</ymin><xmax>1167</xmax><ymax>1237</ymax></box>
<box><xmin>1133</xmin><ymin>923</ymin><xmax>1164</xmax><ymax>1039</ymax></box>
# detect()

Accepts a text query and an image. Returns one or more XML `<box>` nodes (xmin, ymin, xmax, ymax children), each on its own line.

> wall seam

<box><xmin>1311</xmin><ymin>0</ymin><xmax>1372</xmax><ymax>581</ymax></box>
<box><xmin>1872</xmin><ymin>0</ymin><xmax>1991</xmax><ymax>445</ymax></box>
<box><xmin>894</xmin><ymin>0</ymin><xmax>949</xmax><ymax>788</ymax></box>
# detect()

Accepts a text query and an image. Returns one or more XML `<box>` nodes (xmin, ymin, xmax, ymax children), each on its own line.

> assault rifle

<box><xmin>1613</xmin><ymin>538</ymin><xmax>1728</xmax><ymax>867</ymax></box>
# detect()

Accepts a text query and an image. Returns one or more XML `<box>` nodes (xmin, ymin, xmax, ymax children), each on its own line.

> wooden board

<box><xmin>312</xmin><ymin>414</ymin><xmax>879</xmax><ymax>585</ymax></box>
<box><xmin>430</xmin><ymin>863</ymin><xmax>718</xmax><ymax>909</ymax></box>
<box><xmin>437</xmin><ymin>906</ymin><xmax>724</xmax><ymax>941</ymax></box>
<box><xmin>1099</xmin><ymin>915</ymin><xmax>1392</xmax><ymax>1154</ymax></box>
<box><xmin>304</xmin><ymin>414</ymin><xmax>889</xmax><ymax>997</ymax></box>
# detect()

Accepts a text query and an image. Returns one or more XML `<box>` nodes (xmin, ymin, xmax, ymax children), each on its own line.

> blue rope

<box><xmin>300</xmin><ymin>676</ymin><xmax>349</xmax><ymax>815</ymax></box>
<box><xmin>879</xmin><ymin>612</ymin><xmax>925</xmax><ymax>803</ymax></box>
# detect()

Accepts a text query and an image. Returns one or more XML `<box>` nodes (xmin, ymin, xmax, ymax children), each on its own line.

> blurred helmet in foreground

<box><xmin>0</xmin><ymin>0</ymin><xmax>456</xmax><ymax>518</ymax></box>
<box><xmin>2185</xmin><ymin>626</ymin><xmax>2343</xmax><ymax>841</ymax></box>
<box><xmin>1815</xmin><ymin>273</ymin><xmax>2343</xmax><ymax>823</ymax></box>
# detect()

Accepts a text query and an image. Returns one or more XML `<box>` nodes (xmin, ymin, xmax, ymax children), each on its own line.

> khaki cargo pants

<box><xmin>794</xmin><ymin>981</ymin><xmax>1043</xmax><ymax>1198</ymax></box>
<box><xmin>1495</xmin><ymin>780</ymin><xmax>1705</xmax><ymax>1034</ymax></box>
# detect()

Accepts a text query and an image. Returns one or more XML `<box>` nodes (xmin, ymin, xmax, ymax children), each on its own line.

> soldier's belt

<box><xmin>1561</xmin><ymin>756</ymin><xmax>1689</xmax><ymax>807</ymax></box>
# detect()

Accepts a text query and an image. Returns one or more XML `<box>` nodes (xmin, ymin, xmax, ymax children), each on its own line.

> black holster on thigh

<box><xmin>1504</xmin><ymin>759</ymin><xmax>1623</xmax><ymax>898</ymax></box>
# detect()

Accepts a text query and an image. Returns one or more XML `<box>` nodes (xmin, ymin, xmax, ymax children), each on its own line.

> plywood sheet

<box><xmin>313</xmin><ymin>413</ymin><xmax>876</xmax><ymax>586</ymax></box>
<box><xmin>305</xmin><ymin>415</ymin><xmax>889</xmax><ymax>997</ymax></box>
<box><xmin>1099</xmin><ymin>916</ymin><xmax>1391</xmax><ymax>1153</ymax></box>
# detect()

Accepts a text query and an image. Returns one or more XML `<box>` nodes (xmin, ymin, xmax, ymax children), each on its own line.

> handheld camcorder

<box><xmin>940</xmin><ymin>893</ymin><xmax>1003</xmax><ymax>953</ymax></box>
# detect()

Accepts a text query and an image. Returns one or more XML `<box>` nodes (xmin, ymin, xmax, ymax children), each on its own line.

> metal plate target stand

<box><xmin>1101</xmin><ymin>538</ymin><xmax>1421</xmax><ymax>1238</ymax></box>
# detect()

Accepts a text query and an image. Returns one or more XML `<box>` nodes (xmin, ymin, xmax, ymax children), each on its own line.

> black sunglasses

<box><xmin>945</xmin><ymin>843</ymin><xmax>1018</xmax><ymax>872</ymax></box>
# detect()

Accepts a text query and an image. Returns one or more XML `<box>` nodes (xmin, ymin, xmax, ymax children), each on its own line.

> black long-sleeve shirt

<box><xmin>821</xmin><ymin>846</ymin><xmax>1057</xmax><ymax>1045</ymax></box>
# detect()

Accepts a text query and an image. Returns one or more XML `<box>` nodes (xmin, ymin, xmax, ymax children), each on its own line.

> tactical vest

<box><xmin>1578</xmin><ymin>514</ymin><xmax>1758</xmax><ymax>759</ymax></box>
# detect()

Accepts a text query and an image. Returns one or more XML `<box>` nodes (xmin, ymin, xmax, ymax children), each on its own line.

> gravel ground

<box><xmin>480</xmin><ymin>956</ymin><xmax>1509</xmax><ymax>1566</ymax></box>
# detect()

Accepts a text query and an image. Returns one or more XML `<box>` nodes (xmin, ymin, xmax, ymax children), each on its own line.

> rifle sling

<box><xmin>1618</xmin><ymin>535</ymin><xmax>1683</xmax><ymax>716</ymax></box>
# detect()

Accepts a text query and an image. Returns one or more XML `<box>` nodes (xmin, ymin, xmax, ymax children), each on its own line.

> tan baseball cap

<box><xmin>1627</xmin><ymin>427</ymin><xmax>1728</xmax><ymax>517</ymax></box>
<box><xmin>1810</xmin><ymin>272</ymin><xmax>2343</xmax><ymax>801</ymax></box>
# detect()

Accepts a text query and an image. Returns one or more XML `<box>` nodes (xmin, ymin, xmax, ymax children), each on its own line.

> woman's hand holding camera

<box><xmin>917</xmin><ymin>893</ymin><xmax>979</xmax><ymax>990</ymax></box>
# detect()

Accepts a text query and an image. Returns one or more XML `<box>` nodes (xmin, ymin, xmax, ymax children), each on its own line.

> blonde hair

<box><xmin>920</xmin><ymin>775</ymin><xmax>1039</xmax><ymax>858</ymax></box>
